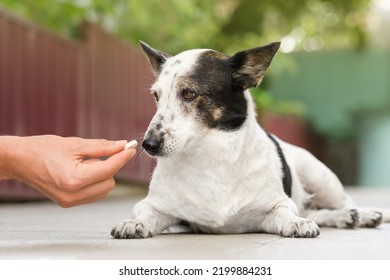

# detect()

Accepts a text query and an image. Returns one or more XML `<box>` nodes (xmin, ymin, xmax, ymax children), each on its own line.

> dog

<box><xmin>111</xmin><ymin>41</ymin><xmax>389</xmax><ymax>239</ymax></box>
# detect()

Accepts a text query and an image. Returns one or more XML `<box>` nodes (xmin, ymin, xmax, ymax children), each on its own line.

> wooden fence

<box><xmin>0</xmin><ymin>8</ymin><xmax>155</xmax><ymax>200</ymax></box>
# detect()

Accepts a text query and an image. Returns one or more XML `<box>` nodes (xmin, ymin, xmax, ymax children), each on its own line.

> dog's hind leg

<box><xmin>376</xmin><ymin>208</ymin><xmax>390</xmax><ymax>222</ymax></box>
<box><xmin>356</xmin><ymin>208</ymin><xmax>383</xmax><ymax>227</ymax></box>
<box><xmin>111</xmin><ymin>199</ymin><xmax>179</xmax><ymax>239</ymax></box>
<box><xmin>289</xmin><ymin>146</ymin><xmax>383</xmax><ymax>228</ymax></box>
<box><xmin>304</xmin><ymin>208</ymin><xmax>383</xmax><ymax>228</ymax></box>
<box><xmin>303</xmin><ymin>208</ymin><xmax>359</xmax><ymax>228</ymax></box>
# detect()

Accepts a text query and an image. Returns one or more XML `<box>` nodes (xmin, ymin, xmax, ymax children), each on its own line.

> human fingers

<box><xmin>75</xmin><ymin>148</ymin><xmax>136</xmax><ymax>187</ymax></box>
<box><xmin>56</xmin><ymin>177</ymin><xmax>116</xmax><ymax>208</ymax></box>
<box><xmin>77</xmin><ymin>138</ymin><xmax>128</xmax><ymax>158</ymax></box>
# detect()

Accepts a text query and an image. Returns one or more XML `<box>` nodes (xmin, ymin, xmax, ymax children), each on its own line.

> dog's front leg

<box><xmin>111</xmin><ymin>199</ymin><xmax>178</xmax><ymax>239</ymax></box>
<box><xmin>261</xmin><ymin>202</ymin><xmax>320</xmax><ymax>238</ymax></box>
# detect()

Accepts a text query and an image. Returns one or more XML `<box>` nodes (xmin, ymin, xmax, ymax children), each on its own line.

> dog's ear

<box><xmin>228</xmin><ymin>42</ymin><xmax>280</xmax><ymax>89</ymax></box>
<box><xmin>140</xmin><ymin>41</ymin><xmax>172</xmax><ymax>76</ymax></box>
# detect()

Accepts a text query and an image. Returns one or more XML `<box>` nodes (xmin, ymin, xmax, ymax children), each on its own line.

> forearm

<box><xmin>0</xmin><ymin>136</ymin><xmax>22</xmax><ymax>180</ymax></box>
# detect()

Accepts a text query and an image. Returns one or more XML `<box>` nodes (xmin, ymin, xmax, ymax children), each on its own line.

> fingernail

<box><xmin>124</xmin><ymin>140</ymin><xmax>138</xmax><ymax>150</ymax></box>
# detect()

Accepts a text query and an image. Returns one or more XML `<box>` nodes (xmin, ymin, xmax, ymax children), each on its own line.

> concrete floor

<box><xmin>0</xmin><ymin>185</ymin><xmax>389</xmax><ymax>260</ymax></box>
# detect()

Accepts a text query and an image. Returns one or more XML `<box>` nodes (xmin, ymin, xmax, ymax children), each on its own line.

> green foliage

<box><xmin>217</xmin><ymin>0</ymin><xmax>371</xmax><ymax>52</ymax></box>
<box><xmin>115</xmin><ymin>0</ymin><xmax>229</xmax><ymax>53</ymax></box>
<box><xmin>251</xmin><ymin>88</ymin><xmax>307</xmax><ymax>118</ymax></box>
<box><xmin>0</xmin><ymin>0</ymin><xmax>371</xmax><ymax>53</ymax></box>
<box><xmin>0</xmin><ymin>0</ymin><xmax>371</xmax><ymax>117</ymax></box>
<box><xmin>0</xmin><ymin>0</ymin><xmax>88</xmax><ymax>37</ymax></box>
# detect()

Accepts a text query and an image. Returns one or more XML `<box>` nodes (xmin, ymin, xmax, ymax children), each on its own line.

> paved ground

<box><xmin>0</xmin><ymin>185</ymin><xmax>389</xmax><ymax>260</ymax></box>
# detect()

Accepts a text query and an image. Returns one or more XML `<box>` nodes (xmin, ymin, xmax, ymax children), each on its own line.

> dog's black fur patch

<box><xmin>266</xmin><ymin>132</ymin><xmax>292</xmax><ymax>197</ymax></box>
<box><xmin>184</xmin><ymin>51</ymin><xmax>248</xmax><ymax>131</ymax></box>
<box><xmin>141</xmin><ymin>42</ymin><xmax>280</xmax><ymax>132</ymax></box>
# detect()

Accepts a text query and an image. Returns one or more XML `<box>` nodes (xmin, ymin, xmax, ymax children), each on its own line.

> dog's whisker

<box><xmin>140</xmin><ymin>87</ymin><xmax>152</xmax><ymax>95</ymax></box>
<box><xmin>139</xmin><ymin>75</ymin><xmax>155</xmax><ymax>83</ymax></box>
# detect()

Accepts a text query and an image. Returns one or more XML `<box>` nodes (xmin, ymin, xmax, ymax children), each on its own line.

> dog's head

<box><xmin>140</xmin><ymin>41</ymin><xmax>280</xmax><ymax>157</ymax></box>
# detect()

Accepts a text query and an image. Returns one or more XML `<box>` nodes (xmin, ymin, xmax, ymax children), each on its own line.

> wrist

<box><xmin>0</xmin><ymin>136</ymin><xmax>23</xmax><ymax>180</ymax></box>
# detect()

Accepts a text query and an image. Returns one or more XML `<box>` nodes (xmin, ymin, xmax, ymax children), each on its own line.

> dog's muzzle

<box><xmin>142</xmin><ymin>137</ymin><xmax>163</xmax><ymax>156</ymax></box>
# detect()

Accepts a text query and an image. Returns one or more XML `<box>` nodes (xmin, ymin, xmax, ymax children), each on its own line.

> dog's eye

<box><xmin>152</xmin><ymin>90</ymin><xmax>159</xmax><ymax>102</ymax></box>
<box><xmin>181</xmin><ymin>89</ymin><xmax>196</xmax><ymax>101</ymax></box>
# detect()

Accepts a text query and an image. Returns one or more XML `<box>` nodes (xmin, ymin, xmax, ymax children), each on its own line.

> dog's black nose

<box><xmin>142</xmin><ymin>138</ymin><xmax>162</xmax><ymax>156</ymax></box>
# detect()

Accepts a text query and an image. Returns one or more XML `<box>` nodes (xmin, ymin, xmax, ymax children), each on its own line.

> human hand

<box><xmin>1</xmin><ymin>135</ymin><xmax>136</xmax><ymax>207</ymax></box>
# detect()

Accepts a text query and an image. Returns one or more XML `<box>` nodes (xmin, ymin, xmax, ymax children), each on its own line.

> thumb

<box><xmin>79</xmin><ymin>139</ymin><xmax>128</xmax><ymax>158</ymax></box>
<box><xmin>78</xmin><ymin>148</ymin><xmax>137</xmax><ymax>185</ymax></box>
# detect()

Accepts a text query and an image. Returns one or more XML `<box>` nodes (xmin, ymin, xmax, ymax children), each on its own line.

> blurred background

<box><xmin>1</xmin><ymin>0</ymin><xmax>390</xmax><ymax>200</ymax></box>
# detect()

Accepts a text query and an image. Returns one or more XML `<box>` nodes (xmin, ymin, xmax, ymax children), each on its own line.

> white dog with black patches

<box><xmin>112</xmin><ymin>42</ymin><xmax>389</xmax><ymax>239</ymax></box>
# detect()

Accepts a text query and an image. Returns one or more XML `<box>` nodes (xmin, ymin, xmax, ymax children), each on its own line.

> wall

<box><xmin>358</xmin><ymin>110</ymin><xmax>390</xmax><ymax>187</ymax></box>
<box><xmin>269</xmin><ymin>50</ymin><xmax>390</xmax><ymax>186</ymax></box>
<box><xmin>270</xmin><ymin>50</ymin><xmax>390</xmax><ymax>139</ymax></box>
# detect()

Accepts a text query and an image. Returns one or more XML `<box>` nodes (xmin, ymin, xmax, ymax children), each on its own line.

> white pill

<box><xmin>124</xmin><ymin>140</ymin><xmax>138</xmax><ymax>150</ymax></box>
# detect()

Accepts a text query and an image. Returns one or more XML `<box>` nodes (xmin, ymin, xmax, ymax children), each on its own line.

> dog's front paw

<box><xmin>111</xmin><ymin>220</ymin><xmax>154</xmax><ymax>239</ymax></box>
<box><xmin>280</xmin><ymin>218</ymin><xmax>320</xmax><ymax>238</ymax></box>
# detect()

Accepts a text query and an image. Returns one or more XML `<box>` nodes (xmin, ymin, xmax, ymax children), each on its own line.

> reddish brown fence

<box><xmin>0</xmin><ymin>8</ymin><xmax>155</xmax><ymax>200</ymax></box>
